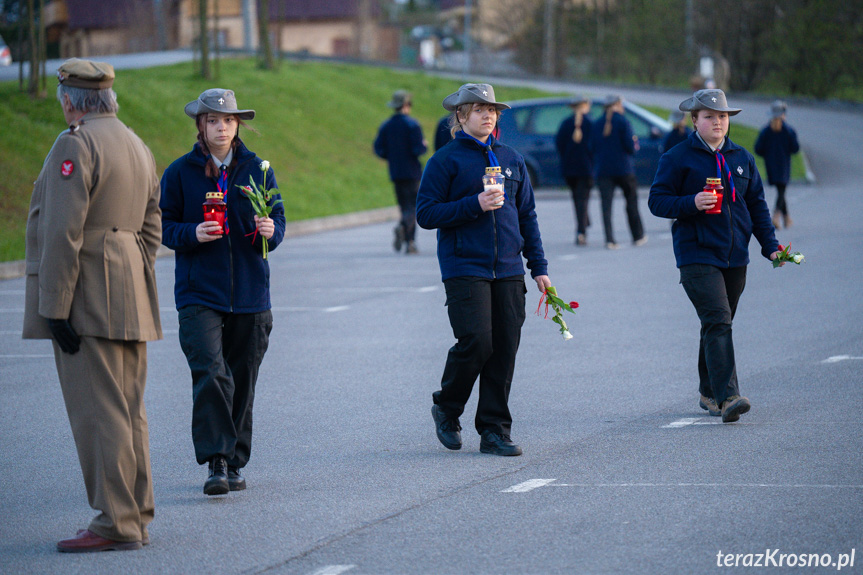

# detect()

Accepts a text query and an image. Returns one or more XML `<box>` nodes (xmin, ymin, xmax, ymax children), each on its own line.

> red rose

<box><xmin>569</xmin><ymin>302</ymin><xmax>579</xmax><ymax>309</ymax></box>
<box><xmin>778</xmin><ymin>244</ymin><xmax>784</xmax><ymax>252</ymax></box>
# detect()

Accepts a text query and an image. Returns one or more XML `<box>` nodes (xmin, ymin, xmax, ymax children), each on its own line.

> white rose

<box><xmin>562</xmin><ymin>330</ymin><xmax>573</xmax><ymax>340</ymax></box>
<box><xmin>260</xmin><ymin>160</ymin><xmax>270</xmax><ymax>171</ymax></box>
<box><xmin>793</xmin><ymin>254</ymin><xmax>804</xmax><ymax>264</ymax></box>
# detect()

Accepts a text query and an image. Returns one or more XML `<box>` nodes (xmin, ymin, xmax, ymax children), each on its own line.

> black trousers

<box><xmin>393</xmin><ymin>178</ymin><xmax>419</xmax><ymax>243</ymax></box>
<box><xmin>597</xmin><ymin>174</ymin><xmax>644</xmax><ymax>244</ymax></box>
<box><xmin>774</xmin><ymin>183</ymin><xmax>788</xmax><ymax>216</ymax></box>
<box><xmin>433</xmin><ymin>276</ymin><xmax>526</xmax><ymax>436</ymax></box>
<box><xmin>178</xmin><ymin>305</ymin><xmax>272</xmax><ymax>467</ymax></box>
<box><xmin>565</xmin><ymin>176</ymin><xmax>592</xmax><ymax>236</ymax></box>
<box><xmin>679</xmin><ymin>264</ymin><xmax>747</xmax><ymax>407</ymax></box>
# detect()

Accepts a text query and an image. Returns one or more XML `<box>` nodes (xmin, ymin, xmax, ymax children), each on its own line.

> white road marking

<box><xmin>309</xmin><ymin>565</ymin><xmax>355</xmax><ymax>575</ymax></box>
<box><xmin>0</xmin><ymin>355</ymin><xmax>53</xmax><ymax>358</ymax></box>
<box><xmin>662</xmin><ymin>417</ymin><xmax>722</xmax><ymax>428</ymax></box>
<box><xmin>822</xmin><ymin>355</ymin><xmax>863</xmax><ymax>363</ymax></box>
<box><xmin>549</xmin><ymin>483</ymin><xmax>863</xmax><ymax>489</ymax></box>
<box><xmin>501</xmin><ymin>478</ymin><xmax>557</xmax><ymax>493</ymax></box>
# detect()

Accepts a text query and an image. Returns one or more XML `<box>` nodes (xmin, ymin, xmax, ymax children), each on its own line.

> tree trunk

<box><xmin>258</xmin><ymin>0</ymin><xmax>273</xmax><ymax>69</ymax></box>
<box><xmin>199</xmin><ymin>0</ymin><xmax>211</xmax><ymax>80</ymax></box>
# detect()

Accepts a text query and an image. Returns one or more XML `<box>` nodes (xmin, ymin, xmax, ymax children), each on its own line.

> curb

<box><xmin>0</xmin><ymin>206</ymin><xmax>399</xmax><ymax>281</ymax></box>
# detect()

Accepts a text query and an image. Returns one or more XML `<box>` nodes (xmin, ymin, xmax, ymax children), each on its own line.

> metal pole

<box><xmin>463</xmin><ymin>0</ymin><xmax>472</xmax><ymax>77</ymax></box>
<box><xmin>243</xmin><ymin>0</ymin><xmax>254</xmax><ymax>52</ymax></box>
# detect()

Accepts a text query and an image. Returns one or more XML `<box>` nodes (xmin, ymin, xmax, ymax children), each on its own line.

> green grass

<box><xmin>1</xmin><ymin>60</ymin><xmax>807</xmax><ymax>262</ymax></box>
<box><xmin>641</xmin><ymin>105</ymin><xmax>808</xmax><ymax>183</ymax></box>
<box><xmin>0</xmin><ymin>58</ymin><xmax>551</xmax><ymax>261</ymax></box>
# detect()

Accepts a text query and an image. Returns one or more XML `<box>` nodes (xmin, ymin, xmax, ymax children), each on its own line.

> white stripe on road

<box><xmin>549</xmin><ymin>483</ymin><xmax>863</xmax><ymax>489</ymax></box>
<box><xmin>502</xmin><ymin>479</ymin><xmax>863</xmax><ymax>493</ymax></box>
<box><xmin>309</xmin><ymin>565</ymin><xmax>355</xmax><ymax>575</ymax></box>
<box><xmin>501</xmin><ymin>478</ymin><xmax>557</xmax><ymax>493</ymax></box>
<box><xmin>662</xmin><ymin>417</ymin><xmax>723</xmax><ymax>428</ymax></box>
<box><xmin>822</xmin><ymin>355</ymin><xmax>863</xmax><ymax>363</ymax></box>
<box><xmin>0</xmin><ymin>354</ymin><xmax>53</xmax><ymax>358</ymax></box>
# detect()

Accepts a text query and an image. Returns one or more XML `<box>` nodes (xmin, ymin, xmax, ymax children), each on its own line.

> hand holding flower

<box><xmin>772</xmin><ymin>243</ymin><xmax>805</xmax><ymax>268</ymax></box>
<box><xmin>536</xmin><ymin>286</ymin><xmax>579</xmax><ymax>341</ymax></box>
<box><xmin>254</xmin><ymin>215</ymin><xmax>274</xmax><ymax>239</ymax></box>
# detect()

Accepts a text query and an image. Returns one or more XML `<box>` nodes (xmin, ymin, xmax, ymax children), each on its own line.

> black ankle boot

<box><xmin>204</xmin><ymin>456</ymin><xmax>229</xmax><ymax>495</ymax></box>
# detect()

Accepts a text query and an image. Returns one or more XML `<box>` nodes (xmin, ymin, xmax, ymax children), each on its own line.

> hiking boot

<box><xmin>721</xmin><ymin>395</ymin><xmax>751</xmax><ymax>423</ymax></box>
<box><xmin>699</xmin><ymin>395</ymin><xmax>721</xmax><ymax>416</ymax></box>
<box><xmin>204</xmin><ymin>456</ymin><xmax>229</xmax><ymax>495</ymax></box>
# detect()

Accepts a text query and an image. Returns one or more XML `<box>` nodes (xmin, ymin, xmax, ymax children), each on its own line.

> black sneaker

<box><xmin>227</xmin><ymin>466</ymin><xmax>246</xmax><ymax>491</ymax></box>
<box><xmin>431</xmin><ymin>404</ymin><xmax>462</xmax><ymax>450</ymax></box>
<box><xmin>480</xmin><ymin>430</ymin><xmax>523</xmax><ymax>456</ymax></box>
<box><xmin>393</xmin><ymin>226</ymin><xmax>405</xmax><ymax>252</ymax></box>
<box><xmin>204</xmin><ymin>456</ymin><xmax>229</xmax><ymax>495</ymax></box>
<box><xmin>721</xmin><ymin>395</ymin><xmax>751</xmax><ymax>423</ymax></box>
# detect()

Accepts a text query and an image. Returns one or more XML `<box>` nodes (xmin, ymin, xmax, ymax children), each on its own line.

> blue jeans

<box><xmin>679</xmin><ymin>264</ymin><xmax>747</xmax><ymax>407</ymax></box>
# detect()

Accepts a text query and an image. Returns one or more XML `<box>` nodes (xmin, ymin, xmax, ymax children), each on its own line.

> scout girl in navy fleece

<box><xmin>755</xmin><ymin>100</ymin><xmax>800</xmax><ymax>229</ymax></box>
<box><xmin>555</xmin><ymin>95</ymin><xmax>595</xmax><ymax>246</ymax></box>
<box><xmin>417</xmin><ymin>83</ymin><xmax>551</xmax><ymax>457</ymax></box>
<box><xmin>160</xmin><ymin>89</ymin><xmax>285</xmax><ymax>495</ymax></box>
<box><xmin>648</xmin><ymin>89</ymin><xmax>782</xmax><ymax>423</ymax></box>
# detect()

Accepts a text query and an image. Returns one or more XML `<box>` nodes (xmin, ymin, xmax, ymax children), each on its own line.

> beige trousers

<box><xmin>53</xmin><ymin>336</ymin><xmax>153</xmax><ymax>542</ymax></box>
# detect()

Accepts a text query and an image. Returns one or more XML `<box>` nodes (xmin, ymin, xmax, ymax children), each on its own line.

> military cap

<box><xmin>57</xmin><ymin>58</ymin><xmax>115</xmax><ymax>90</ymax></box>
<box><xmin>442</xmin><ymin>83</ymin><xmax>510</xmax><ymax>112</ymax></box>
<box><xmin>184</xmin><ymin>88</ymin><xmax>255</xmax><ymax>120</ymax></box>
<box><xmin>387</xmin><ymin>90</ymin><xmax>412</xmax><ymax>109</ymax></box>
<box><xmin>679</xmin><ymin>89</ymin><xmax>741</xmax><ymax>116</ymax></box>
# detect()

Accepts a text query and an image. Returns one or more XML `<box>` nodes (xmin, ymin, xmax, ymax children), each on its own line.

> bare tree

<box><xmin>258</xmin><ymin>0</ymin><xmax>273</xmax><ymax>69</ymax></box>
<box><xmin>199</xmin><ymin>0</ymin><xmax>211</xmax><ymax>80</ymax></box>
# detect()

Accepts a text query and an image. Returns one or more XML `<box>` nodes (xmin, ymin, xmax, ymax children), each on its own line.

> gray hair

<box><xmin>57</xmin><ymin>84</ymin><xmax>119</xmax><ymax>114</ymax></box>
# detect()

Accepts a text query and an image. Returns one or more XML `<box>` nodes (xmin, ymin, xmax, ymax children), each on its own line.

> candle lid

<box><xmin>206</xmin><ymin>192</ymin><xmax>224</xmax><ymax>200</ymax></box>
<box><xmin>706</xmin><ymin>177</ymin><xmax>722</xmax><ymax>184</ymax></box>
<box><xmin>485</xmin><ymin>166</ymin><xmax>502</xmax><ymax>174</ymax></box>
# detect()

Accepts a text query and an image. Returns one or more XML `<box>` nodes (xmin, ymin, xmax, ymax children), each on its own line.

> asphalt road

<box><xmin>1</xmin><ymin>75</ymin><xmax>861</xmax><ymax>574</ymax></box>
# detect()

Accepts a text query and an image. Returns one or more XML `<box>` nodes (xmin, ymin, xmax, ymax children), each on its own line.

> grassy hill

<box><xmin>0</xmin><ymin>58</ymin><xmax>803</xmax><ymax>262</ymax></box>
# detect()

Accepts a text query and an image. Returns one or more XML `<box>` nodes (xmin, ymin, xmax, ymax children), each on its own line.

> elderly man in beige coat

<box><xmin>22</xmin><ymin>58</ymin><xmax>162</xmax><ymax>553</ymax></box>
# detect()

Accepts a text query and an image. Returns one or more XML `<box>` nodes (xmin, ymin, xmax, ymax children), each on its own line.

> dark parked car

<box><xmin>496</xmin><ymin>97</ymin><xmax>671</xmax><ymax>187</ymax></box>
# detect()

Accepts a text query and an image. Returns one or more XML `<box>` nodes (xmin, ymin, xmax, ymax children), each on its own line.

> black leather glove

<box><xmin>47</xmin><ymin>318</ymin><xmax>81</xmax><ymax>354</ymax></box>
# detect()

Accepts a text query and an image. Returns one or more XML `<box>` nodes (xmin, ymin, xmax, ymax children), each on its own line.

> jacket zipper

<box><xmin>491</xmin><ymin>210</ymin><xmax>498</xmax><ymax>278</ymax></box>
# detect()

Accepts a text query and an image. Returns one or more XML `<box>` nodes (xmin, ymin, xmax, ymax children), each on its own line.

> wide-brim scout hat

<box><xmin>568</xmin><ymin>94</ymin><xmax>590</xmax><ymax>107</ymax></box>
<box><xmin>679</xmin><ymin>89</ymin><xmax>741</xmax><ymax>116</ymax></box>
<box><xmin>442</xmin><ymin>83</ymin><xmax>511</xmax><ymax>112</ymax></box>
<box><xmin>387</xmin><ymin>90</ymin><xmax>411</xmax><ymax>109</ymax></box>
<box><xmin>668</xmin><ymin>110</ymin><xmax>685</xmax><ymax>124</ymax></box>
<box><xmin>602</xmin><ymin>94</ymin><xmax>622</xmax><ymax>108</ymax></box>
<box><xmin>57</xmin><ymin>58</ymin><xmax>115</xmax><ymax>89</ymax></box>
<box><xmin>184</xmin><ymin>88</ymin><xmax>255</xmax><ymax>120</ymax></box>
<box><xmin>770</xmin><ymin>99</ymin><xmax>787</xmax><ymax>118</ymax></box>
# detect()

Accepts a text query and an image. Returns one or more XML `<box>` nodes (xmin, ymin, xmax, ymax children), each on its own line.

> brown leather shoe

<box><xmin>58</xmin><ymin>529</ymin><xmax>142</xmax><ymax>553</ymax></box>
<box><xmin>699</xmin><ymin>395</ymin><xmax>721</xmax><ymax>416</ymax></box>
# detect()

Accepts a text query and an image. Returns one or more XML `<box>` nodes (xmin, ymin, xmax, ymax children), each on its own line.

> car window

<box><xmin>530</xmin><ymin>105</ymin><xmax>571</xmax><ymax>136</ymax></box>
<box><xmin>509</xmin><ymin>107</ymin><xmax>532</xmax><ymax>133</ymax></box>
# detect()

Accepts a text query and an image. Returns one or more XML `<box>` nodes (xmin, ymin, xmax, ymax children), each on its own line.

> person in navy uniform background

<box><xmin>374</xmin><ymin>90</ymin><xmax>428</xmax><ymax>254</ymax></box>
<box><xmin>662</xmin><ymin>109</ymin><xmax>692</xmax><ymax>153</ymax></box>
<box><xmin>648</xmin><ymin>89</ymin><xmax>783</xmax><ymax>423</ymax></box>
<box><xmin>594</xmin><ymin>95</ymin><xmax>647</xmax><ymax>249</ymax></box>
<box><xmin>755</xmin><ymin>100</ymin><xmax>800</xmax><ymax>229</ymax></box>
<box><xmin>417</xmin><ymin>83</ymin><xmax>551</xmax><ymax>457</ymax></box>
<box><xmin>555</xmin><ymin>95</ymin><xmax>595</xmax><ymax>246</ymax></box>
